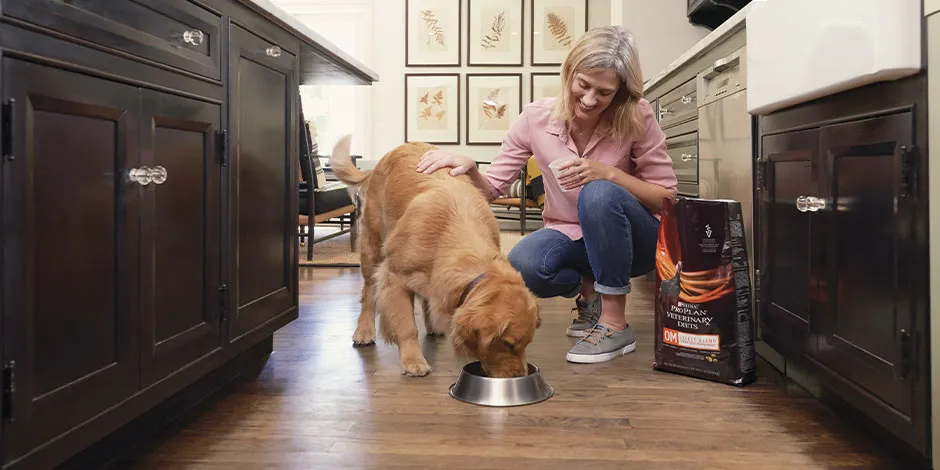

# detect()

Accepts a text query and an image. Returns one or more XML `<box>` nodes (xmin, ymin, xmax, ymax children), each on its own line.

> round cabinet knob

<box><xmin>807</xmin><ymin>196</ymin><xmax>827</xmax><ymax>212</ymax></box>
<box><xmin>129</xmin><ymin>166</ymin><xmax>153</xmax><ymax>186</ymax></box>
<box><xmin>795</xmin><ymin>195</ymin><xmax>810</xmax><ymax>212</ymax></box>
<box><xmin>151</xmin><ymin>165</ymin><xmax>168</xmax><ymax>185</ymax></box>
<box><xmin>266</xmin><ymin>46</ymin><xmax>282</xmax><ymax>57</ymax></box>
<box><xmin>183</xmin><ymin>29</ymin><xmax>205</xmax><ymax>46</ymax></box>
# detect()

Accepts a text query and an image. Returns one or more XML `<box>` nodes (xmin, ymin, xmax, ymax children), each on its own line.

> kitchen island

<box><xmin>0</xmin><ymin>1</ymin><xmax>377</xmax><ymax>468</ymax></box>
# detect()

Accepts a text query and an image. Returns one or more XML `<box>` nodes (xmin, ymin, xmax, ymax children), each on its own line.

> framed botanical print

<box><xmin>467</xmin><ymin>0</ymin><xmax>524</xmax><ymax>66</ymax></box>
<box><xmin>530</xmin><ymin>0</ymin><xmax>587</xmax><ymax>66</ymax></box>
<box><xmin>405</xmin><ymin>74</ymin><xmax>461</xmax><ymax>144</ymax></box>
<box><xmin>406</xmin><ymin>0</ymin><xmax>462</xmax><ymax>67</ymax></box>
<box><xmin>466</xmin><ymin>73</ymin><xmax>522</xmax><ymax>145</ymax></box>
<box><xmin>530</xmin><ymin>72</ymin><xmax>561</xmax><ymax>102</ymax></box>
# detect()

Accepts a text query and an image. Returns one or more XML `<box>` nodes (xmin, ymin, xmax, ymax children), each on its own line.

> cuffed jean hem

<box><xmin>594</xmin><ymin>282</ymin><xmax>631</xmax><ymax>296</ymax></box>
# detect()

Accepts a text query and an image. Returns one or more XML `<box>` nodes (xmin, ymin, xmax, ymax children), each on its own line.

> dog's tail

<box><xmin>329</xmin><ymin>134</ymin><xmax>368</xmax><ymax>185</ymax></box>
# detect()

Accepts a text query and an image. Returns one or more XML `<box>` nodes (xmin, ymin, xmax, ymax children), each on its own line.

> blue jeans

<box><xmin>507</xmin><ymin>180</ymin><xmax>660</xmax><ymax>298</ymax></box>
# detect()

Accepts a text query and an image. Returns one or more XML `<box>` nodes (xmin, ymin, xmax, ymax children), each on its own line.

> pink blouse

<box><xmin>485</xmin><ymin>97</ymin><xmax>678</xmax><ymax>240</ymax></box>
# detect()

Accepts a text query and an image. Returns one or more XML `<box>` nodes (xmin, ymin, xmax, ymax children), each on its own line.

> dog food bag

<box><xmin>652</xmin><ymin>196</ymin><xmax>756</xmax><ymax>386</ymax></box>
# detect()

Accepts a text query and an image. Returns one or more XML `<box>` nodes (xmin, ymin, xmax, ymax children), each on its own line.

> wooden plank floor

<box><xmin>117</xmin><ymin>265</ymin><xmax>905</xmax><ymax>469</ymax></box>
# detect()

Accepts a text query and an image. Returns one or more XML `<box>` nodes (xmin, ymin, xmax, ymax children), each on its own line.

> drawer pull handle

<box><xmin>681</xmin><ymin>153</ymin><xmax>696</xmax><ymax>162</ymax></box>
<box><xmin>266</xmin><ymin>46</ymin><xmax>282</xmax><ymax>58</ymax></box>
<box><xmin>680</xmin><ymin>95</ymin><xmax>692</xmax><ymax>104</ymax></box>
<box><xmin>183</xmin><ymin>29</ymin><xmax>205</xmax><ymax>46</ymax></box>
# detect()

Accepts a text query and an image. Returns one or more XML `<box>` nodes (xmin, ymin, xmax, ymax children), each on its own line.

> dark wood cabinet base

<box><xmin>0</xmin><ymin>0</ymin><xmax>362</xmax><ymax>467</ymax></box>
<box><xmin>60</xmin><ymin>336</ymin><xmax>275</xmax><ymax>470</ymax></box>
<box><xmin>756</xmin><ymin>72</ymin><xmax>930</xmax><ymax>464</ymax></box>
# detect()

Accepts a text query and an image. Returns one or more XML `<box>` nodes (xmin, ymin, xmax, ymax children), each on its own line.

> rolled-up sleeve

<box><xmin>631</xmin><ymin>100</ymin><xmax>678</xmax><ymax>197</ymax></box>
<box><xmin>485</xmin><ymin>108</ymin><xmax>534</xmax><ymax>199</ymax></box>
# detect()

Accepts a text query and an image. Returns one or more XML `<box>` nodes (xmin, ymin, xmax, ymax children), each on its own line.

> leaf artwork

<box><xmin>480</xmin><ymin>11</ymin><xmax>506</xmax><ymax>50</ymax></box>
<box><xmin>546</xmin><ymin>11</ymin><xmax>572</xmax><ymax>48</ymax></box>
<box><xmin>481</xmin><ymin>88</ymin><xmax>508</xmax><ymax>120</ymax></box>
<box><xmin>416</xmin><ymin>86</ymin><xmax>447</xmax><ymax>131</ymax></box>
<box><xmin>421</xmin><ymin>9</ymin><xmax>446</xmax><ymax>49</ymax></box>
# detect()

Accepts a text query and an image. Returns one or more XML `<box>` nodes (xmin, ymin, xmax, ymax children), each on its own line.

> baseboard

<box><xmin>58</xmin><ymin>337</ymin><xmax>274</xmax><ymax>470</ymax></box>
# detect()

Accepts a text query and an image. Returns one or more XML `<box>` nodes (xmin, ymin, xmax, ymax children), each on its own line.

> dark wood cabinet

<box><xmin>138</xmin><ymin>89</ymin><xmax>223</xmax><ymax>388</ymax></box>
<box><xmin>759</xmin><ymin>128</ymin><xmax>818</xmax><ymax>357</ymax></box>
<box><xmin>4</xmin><ymin>0</ymin><xmax>223</xmax><ymax>81</ymax></box>
<box><xmin>814</xmin><ymin>112</ymin><xmax>916</xmax><ymax>419</ymax></box>
<box><xmin>1</xmin><ymin>57</ymin><xmax>142</xmax><ymax>463</ymax></box>
<box><xmin>0</xmin><ymin>0</ymin><xmax>365</xmax><ymax>466</ymax></box>
<box><xmin>227</xmin><ymin>24</ymin><xmax>298</xmax><ymax>345</ymax></box>
<box><xmin>757</xmin><ymin>74</ymin><xmax>929</xmax><ymax>463</ymax></box>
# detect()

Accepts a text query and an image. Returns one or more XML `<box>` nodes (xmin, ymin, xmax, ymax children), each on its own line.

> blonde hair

<box><xmin>551</xmin><ymin>25</ymin><xmax>646</xmax><ymax>142</ymax></box>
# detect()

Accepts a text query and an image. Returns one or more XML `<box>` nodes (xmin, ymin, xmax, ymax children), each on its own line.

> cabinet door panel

<box><xmin>1</xmin><ymin>58</ymin><xmax>139</xmax><ymax>460</ymax></box>
<box><xmin>227</xmin><ymin>24</ymin><xmax>298</xmax><ymax>344</ymax></box>
<box><xmin>139</xmin><ymin>89</ymin><xmax>222</xmax><ymax>387</ymax></box>
<box><xmin>759</xmin><ymin>129</ymin><xmax>819</xmax><ymax>355</ymax></box>
<box><xmin>817</xmin><ymin>112</ymin><xmax>913</xmax><ymax>416</ymax></box>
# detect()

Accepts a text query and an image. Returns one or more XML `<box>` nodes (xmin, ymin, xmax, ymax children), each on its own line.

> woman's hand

<box><xmin>416</xmin><ymin>149</ymin><xmax>477</xmax><ymax>176</ymax></box>
<box><xmin>556</xmin><ymin>158</ymin><xmax>615</xmax><ymax>191</ymax></box>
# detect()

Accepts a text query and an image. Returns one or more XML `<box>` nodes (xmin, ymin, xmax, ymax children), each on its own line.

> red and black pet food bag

<box><xmin>652</xmin><ymin>196</ymin><xmax>756</xmax><ymax>386</ymax></box>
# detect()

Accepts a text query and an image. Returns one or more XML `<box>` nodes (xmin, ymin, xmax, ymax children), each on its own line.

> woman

<box><xmin>415</xmin><ymin>25</ymin><xmax>677</xmax><ymax>364</ymax></box>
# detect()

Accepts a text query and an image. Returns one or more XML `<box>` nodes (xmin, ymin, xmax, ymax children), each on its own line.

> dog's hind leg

<box><xmin>352</xmin><ymin>233</ymin><xmax>378</xmax><ymax>346</ymax></box>
<box><xmin>375</xmin><ymin>263</ymin><xmax>431</xmax><ymax>377</ymax></box>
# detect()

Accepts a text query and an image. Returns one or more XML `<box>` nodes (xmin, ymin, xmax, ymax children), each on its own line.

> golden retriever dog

<box><xmin>328</xmin><ymin>135</ymin><xmax>540</xmax><ymax>378</ymax></box>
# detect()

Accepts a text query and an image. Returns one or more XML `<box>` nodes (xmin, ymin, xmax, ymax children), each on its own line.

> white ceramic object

<box><xmin>746</xmin><ymin>0</ymin><xmax>923</xmax><ymax>115</ymax></box>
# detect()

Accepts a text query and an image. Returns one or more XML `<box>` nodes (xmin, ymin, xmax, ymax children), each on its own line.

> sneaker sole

<box><xmin>565</xmin><ymin>342</ymin><xmax>636</xmax><ymax>364</ymax></box>
<box><xmin>565</xmin><ymin>326</ymin><xmax>591</xmax><ymax>338</ymax></box>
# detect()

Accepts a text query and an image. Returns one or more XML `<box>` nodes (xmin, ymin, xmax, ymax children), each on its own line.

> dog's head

<box><xmin>450</xmin><ymin>266</ymin><xmax>541</xmax><ymax>378</ymax></box>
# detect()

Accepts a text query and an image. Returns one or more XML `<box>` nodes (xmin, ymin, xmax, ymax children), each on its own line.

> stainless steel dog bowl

<box><xmin>448</xmin><ymin>361</ymin><xmax>553</xmax><ymax>407</ymax></box>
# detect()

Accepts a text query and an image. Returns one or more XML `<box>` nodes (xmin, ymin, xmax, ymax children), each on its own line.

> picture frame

<box><xmin>406</xmin><ymin>0</ymin><xmax>462</xmax><ymax>67</ymax></box>
<box><xmin>405</xmin><ymin>73</ymin><xmax>461</xmax><ymax>145</ymax></box>
<box><xmin>530</xmin><ymin>72</ymin><xmax>561</xmax><ymax>102</ymax></box>
<box><xmin>467</xmin><ymin>0</ymin><xmax>524</xmax><ymax>66</ymax></box>
<box><xmin>530</xmin><ymin>0</ymin><xmax>588</xmax><ymax>66</ymax></box>
<box><xmin>466</xmin><ymin>73</ymin><xmax>523</xmax><ymax>145</ymax></box>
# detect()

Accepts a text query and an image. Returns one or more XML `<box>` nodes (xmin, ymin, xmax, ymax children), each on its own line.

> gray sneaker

<box><xmin>566</xmin><ymin>295</ymin><xmax>601</xmax><ymax>337</ymax></box>
<box><xmin>566</xmin><ymin>324</ymin><xmax>637</xmax><ymax>364</ymax></box>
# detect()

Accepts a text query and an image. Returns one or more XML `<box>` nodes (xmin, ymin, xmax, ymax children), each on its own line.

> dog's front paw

<box><xmin>352</xmin><ymin>326</ymin><xmax>376</xmax><ymax>347</ymax></box>
<box><xmin>401</xmin><ymin>357</ymin><xmax>432</xmax><ymax>377</ymax></box>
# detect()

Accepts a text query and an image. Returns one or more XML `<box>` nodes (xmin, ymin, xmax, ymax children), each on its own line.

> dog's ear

<box><xmin>453</xmin><ymin>307</ymin><xmax>508</xmax><ymax>350</ymax></box>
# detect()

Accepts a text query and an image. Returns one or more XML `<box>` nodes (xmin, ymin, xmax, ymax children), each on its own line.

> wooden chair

<box><xmin>297</xmin><ymin>117</ymin><xmax>358</xmax><ymax>261</ymax></box>
<box><xmin>489</xmin><ymin>156</ymin><xmax>544</xmax><ymax>235</ymax></box>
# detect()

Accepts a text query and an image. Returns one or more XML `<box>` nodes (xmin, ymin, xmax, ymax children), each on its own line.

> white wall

<box><xmin>268</xmin><ymin>0</ymin><xmax>375</xmax><ymax>160</ymax></box>
<box><xmin>271</xmin><ymin>0</ymin><xmax>713</xmax><ymax>168</ymax></box>
<box><xmin>622</xmin><ymin>0</ymin><xmax>711</xmax><ymax>83</ymax></box>
<box><xmin>369</xmin><ymin>0</ymin><xmax>612</xmax><ymax>167</ymax></box>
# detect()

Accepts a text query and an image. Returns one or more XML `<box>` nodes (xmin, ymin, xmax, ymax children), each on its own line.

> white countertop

<box><xmin>239</xmin><ymin>0</ymin><xmax>380</xmax><ymax>84</ymax></box>
<box><xmin>643</xmin><ymin>3</ymin><xmax>753</xmax><ymax>93</ymax></box>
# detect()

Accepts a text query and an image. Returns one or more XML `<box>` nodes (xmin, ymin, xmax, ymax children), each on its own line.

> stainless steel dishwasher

<box><xmin>696</xmin><ymin>45</ymin><xmax>754</xmax><ymax>276</ymax></box>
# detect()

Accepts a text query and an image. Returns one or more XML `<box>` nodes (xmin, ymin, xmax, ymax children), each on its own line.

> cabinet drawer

<box><xmin>4</xmin><ymin>0</ymin><xmax>222</xmax><ymax>81</ymax></box>
<box><xmin>666</xmin><ymin>132</ymin><xmax>698</xmax><ymax>183</ymax></box>
<box><xmin>658</xmin><ymin>78</ymin><xmax>697</xmax><ymax>129</ymax></box>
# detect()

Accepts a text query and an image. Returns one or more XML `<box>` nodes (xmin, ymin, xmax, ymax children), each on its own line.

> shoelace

<box><xmin>580</xmin><ymin>326</ymin><xmax>613</xmax><ymax>345</ymax></box>
<box><xmin>572</xmin><ymin>299</ymin><xmax>599</xmax><ymax>323</ymax></box>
